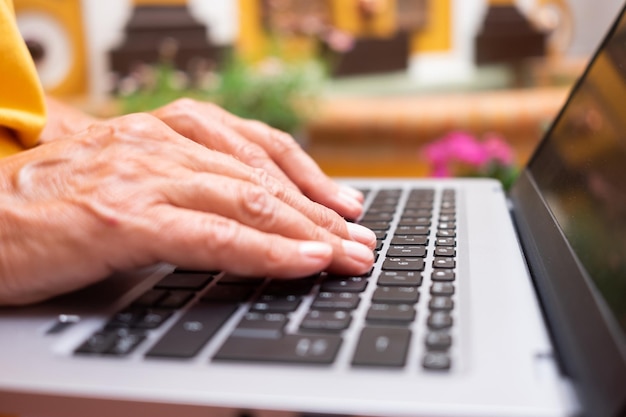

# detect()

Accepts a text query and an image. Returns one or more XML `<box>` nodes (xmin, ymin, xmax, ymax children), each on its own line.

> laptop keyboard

<box><xmin>75</xmin><ymin>187</ymin><xmax>458</xmax><ymax>371</ymax></box>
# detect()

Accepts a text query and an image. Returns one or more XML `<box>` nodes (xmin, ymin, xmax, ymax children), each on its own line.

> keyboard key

<box><xmin>132</xmin><ymin>289</ymin><xmax>167</xmax><ymax>307</ymax></box>
<box><xmin>395</xmin><ymin>225</ymin><xmax>429</xmax><ymax>235</ymax></box>
<box><xmin>377</xmin><ymin>271</ymin><xmax>422</xmax><ymax>287</ymax></box>
<box><xmin>391</xmin><ymin>235</ymin><xmax>428</xmax><ymax>245</ymax></box>
<box><xmin>441</xmin><ymin>201</ymin><xmax>455</xmax><ymax>209</ymax></box>
<box><xmin>106</xmin><ymin>329</ymin><xmax>146</xmax><ymax>356</ymax></box>
<box><xmin>436</xmin><ymin>230</ymin><xmax>456</xmax><ymax>238</ymax></box>
<box><xmin>438</xmin><ymin>215</ymin><xmax>456</xmax><ymax>223</ymax></box>
<box><xmin>359</xmin><ymin>221</ymin><xmax>391</xmax><ymax>231</ymax></box>
<box><xmin>382</xmin><ymin>257</ymin><xmax>425</xmax><ymax>271</ymax></box>
<box><xmin>202</xmin><ymin>284</ymin><xmax>255</xmax><ymax>302</ymax></box>
<box><xmin>387</xmin><ymin>245</ymin><xmax>426</xmax><ymax>257</ymax></box>
<box><xmin>431</xmin><ymin>282</ymin><xmax>455</xmax><ymax>296</ymax></box>
<box><xmin>320</xmin><ymin>276</ymin><xmax>368</xmax><ymax>293</ymax></box>
<box><xmin>402</xmin><ymin>209</ymin><xmax>431</xmax><ymax>217</ymax></box>
<box><xmin>423</xmin><ymin>352</ymin><xmax>452</xmax><ymax>371</ymax></box>
<box><xmin>146</xmin><ymin>302</ymin><xmax>238</xmax><ymax>358</ymax></box>
<box><xmin>361</xmin><ymin>212</ymin><xmax>395</xmax><ymax>222</ymax></box>
<box><xmin>250</xmin><ymin>294</ymin><xmax>302</xmax><ymax>313</ymax></box>
<box><xmin>352</xmin><ymin>327</ymin><xmax>411</xmax><ymax>367</ymax></box>
<box><xmin>218</xmin><ymin>274</ymin><xmax>265</xmax><ymax>286</ymax></box>
<box><xmin>105</xmin><ymin>308</ymin><xmax>172</xmax><ymax>330</ymax></box>
<box><xmin>433</xmin><ymin>257</ymin><xmax>456</xmax><ymax>269</ymax></box>
<box><xmin>76</xmin><ymin>328</ymin><xmax>146</xmax><ymax>356</ymax></box>
<box><xmin>434</xmin><ymin>247</ymin><xmax>456</xmax><ymax>257</ymax></box>
<box><xmin>366</xmin><ymin>205</ymin><xmax>396</xmax><ymax>214</ymax></box>
<box><xmin>300</xmin><ymin>310</ymin><xmax>352</xmax><ymax>332</ymax></box>
<box><xmin>134</xmin><ymin>309</ymin><xmax>173</xmax><ymax>329</ymax></box>
<box><xmin>155</xmin><ymin>273</ymin><xmax>213</xmax><ymax>290</ymax></box>
<box><xmin>404</xmin><ymin>201</ymin><xmax>433</xmax><ymax>210</ymax></box>
<box><xmin>436</xmin><ymin>237</ymin><xmax>456</xmax><ymax>247</ymax></box>
<box><xmin>157</xmin><ymin>290</ymin><xmax>195</xmax><ymax>309</ymax></box>
<box><xmin>231</xmin><ymin>312</ymin><xmax>287</xmax><ymax>339</ymax></box>
<box><xmin>431</xmin><ymin>269</ymin><xmax>455</xmax><ymax>282</ymax></box>
<box><xmin>373</xmin><ymin>230</ymin><xmax>388</xmax><ymax>240</ymax></box>
<box><xmin>366</xmin><ymin>303</ymin><xmax>416</xmax><ymax>323</ymax></box>
<box><xmin>372</xmin><ymin>286</ymin><xmax>420</xmax><ymax>304</ymax></box>
<box><xmin>427</xmin><ymin>312</ymin><xmax>453</xmax><ymax>330</ymax></box>
<box><xmin>106</xmin><ymin>308</ymin><xmax>144</xmax><ymax>328</ymax></box>
<box><xmin>311</xmin><ymin>292</ymin><xmax>361</xmax><ymax>310</ymax></box>
<box><xmin>429</xmin><ymin>296</ymin><xmax>454</xmax><ymax>311</ymax></box>
<box><xmin>75</xmin><ymin>331</ymin><xmax>118</xmax><ymax>355</ymax></box>
<box><xmin>397</xmin><ymin>218</ymin><xmax>431</xmax><ymax>227</ymax></box>
<box><xmin>425</xmin><ymin>332</ymin><xmax>452</xmax><ymax>350</ymax></box>
<box><xmin>214</xmin><ymin>334</ymin><xmax>342</xmax><ymax>364</ymax></box>
<box><xmin>263</xmin><ymin>277</ymin><xmax>317</xmax><ymax>296</ymax></box>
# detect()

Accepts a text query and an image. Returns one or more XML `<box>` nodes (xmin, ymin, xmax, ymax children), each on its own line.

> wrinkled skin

<box><xmin>0</xmin><ymin>99</ymin><xmax>375</xmax><ymax>305</ymax></box>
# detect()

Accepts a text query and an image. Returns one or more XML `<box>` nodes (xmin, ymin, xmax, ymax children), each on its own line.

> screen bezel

<box><xmin>509</xmin><ymin>5</ymin><xmax>626</xmax><ymax>417</ymax></box>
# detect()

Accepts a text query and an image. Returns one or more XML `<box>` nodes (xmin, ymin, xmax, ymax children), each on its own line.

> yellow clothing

<box><xmin>0</xmin><ymin>0</ymin><xmax>47</xmax><ymax>157</ymax></box>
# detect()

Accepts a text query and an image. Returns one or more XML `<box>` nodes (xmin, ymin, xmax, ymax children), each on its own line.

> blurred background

<box><xmin>13</xmin><ymin>0</ymin><xmax>624</xmax><ymax>185</ymax></box>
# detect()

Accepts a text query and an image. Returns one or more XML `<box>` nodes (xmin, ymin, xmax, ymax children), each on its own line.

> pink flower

<box><xmin>483</xmin><ymin>133</ymin><xmax>514</xmax><ymax>165</ymax></box>
<box><xmin>324</xmin><ymin>29</ymin><xmax>355</xmax><ymax>53</ymax></box>
<box><xmin>422</xmin><ymin>131</ymin><xmax>515</xmax><ymax>178</ymax></box>
<box><xmin>443</xmin><ymin>132</ymin><xmax>489</xmax><ymax>166</ymax></box>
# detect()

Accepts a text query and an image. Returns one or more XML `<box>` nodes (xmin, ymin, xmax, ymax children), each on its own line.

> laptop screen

<box><xmin>528</xmin><ymin>14</ymin><xmax>626</xmax><ymax>335</ymax></box>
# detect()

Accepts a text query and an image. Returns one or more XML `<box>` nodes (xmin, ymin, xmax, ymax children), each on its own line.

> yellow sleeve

<box><xmin>0</xmin><ymin>0</ymin><xmax>47</xmax><ymax>158</ymax></box>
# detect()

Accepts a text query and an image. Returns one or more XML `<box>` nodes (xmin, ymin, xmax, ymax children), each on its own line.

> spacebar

<box><xmin>214</xmin><ymin>334</ymin><xmax>342</xmax><ymax>364</ymax></box>
<box><xmin>146</xmin><ymin>302</ymin><xmax>238</xmax><ymax>358</ymax></box>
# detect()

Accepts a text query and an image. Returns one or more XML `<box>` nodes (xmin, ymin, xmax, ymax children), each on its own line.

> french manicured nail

<box><xmin>342</xmin><ymin>239</ymin><xmax>374</xmax><ymax>266</ymax></box>
<box><xmin>299</xmin><ymin>241</ymin><xmax>333</xmax><ymax>261</ymax></box>
<box><xmin>346</xmin><ymin>222</ymin><xmax>377</xmax><ymax>248</ymax></box>
<box><xmin>340</xmin><ymin>185</ymin><xmax>365</xmax><ymax>202</ymax></box>
<box><xmin>337</xmin><ymin>190</ymin><xmax>363</xmax><ymax>214</ymax></box>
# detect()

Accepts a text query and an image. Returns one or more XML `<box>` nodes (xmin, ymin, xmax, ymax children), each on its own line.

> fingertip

<box><xmin>341</xmin><ymin>239</ymin><xmax>375</xmax><ymax>271</ymax></box>
<box><xmin>346</xmin><ymin>222</ymin><xmax>377</xmax><ymax>249</ymax></box>
<box><xmin>339</xmin><ymin>185</ymin><xmax>365</xmax><ymax>203</ymax></box>
<box><xmin>299</xmin><ymin>241</ymin><xmax>333</xmax><ymax>267</ymax></box>
<box><xmin>335</xmin><ymin>190</ymin><xmax>364</xmax><ymax>220</ymax></box>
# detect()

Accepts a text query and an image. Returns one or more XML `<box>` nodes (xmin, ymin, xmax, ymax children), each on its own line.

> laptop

<box><xmin>2</xmin><ymin>5</ymin><xmax>626</xmax><ymax>417</ymax></box>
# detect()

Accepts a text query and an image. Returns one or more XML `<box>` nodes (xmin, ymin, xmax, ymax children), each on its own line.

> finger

<box><xmin>151</xmin><ymin>102</ymin><xmax>299</xmax><ymax>191</ymax></box>
<box><xmin>93</xmin><ymin>114</ymin><xmax>374</xmax><ymax>248</ymax></box>
<box><xmin>162</xmin><ymin>172</ymin><xmax>376</xmax><ymax>249</ymax></box>
<box><xmin>144</xmin><ymin>205</ymin><xmax>373</xmax><ymax>277</ymax></box>
<box><xmin>210</xmin><ymin>110</ymin><xmax>365</xmax><ymax>219</ymax></box>
<box><xmin>153</xmin><ymin>100</ymin><xmax>364</xmax><ymax>219</ymax></box>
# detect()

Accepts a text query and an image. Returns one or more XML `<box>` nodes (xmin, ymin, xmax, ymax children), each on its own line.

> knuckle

<box><xmin>314</xmin><ymin>202</ymin><xmax>345</xmax><ymax>232</ymax></box>
<box><xmin>235</xmin><ymin>140</ymin><xmax>269</xmax><ymax>166</ymax></box>
<box><xmin>121</xmin><ymin>112</ymin><xmax>158</xmax><ymax>126</ymax></box>
<box><xmin>169</xmin><ymin>97</ymin><xmax>198</xmax><ymax>112</ymax></box>
<box><xmin>112</xmin><ymin>113</ymin><xmax>161</xmax><ymax>137</ymax></box>
<box><xmin>239</xmin><ymin>184</ymin><xmax>276</xmax><ymax>220</ymax></box>
<box><xmin>263</xmin><ymin>240</ymin><xmax>286</xmax><ymax>269</ymax></box>
<box><xmin>250</xmin><ymin>167</ymin><xmax>275</xmax><ymax>192</ymax></box>
<box><xmin>206</xmin><ymin>216</ymin><xmax>240</xmax><ymax>252</ymax></box>
<box><xmin>269</xmin><ymin>128</ymin><xmax>300</xmax><ymax>157</ymax></box>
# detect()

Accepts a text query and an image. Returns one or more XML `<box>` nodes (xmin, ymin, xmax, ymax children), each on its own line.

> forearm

<box><xmin>37</xmin><ymin>96</ymin><xmax>101</xmax><ymax>145</ymax></box>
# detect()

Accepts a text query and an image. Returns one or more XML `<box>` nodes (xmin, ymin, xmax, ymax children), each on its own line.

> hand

<box><xmin>40</xmin><ymin>97</ymin><xmax>366</xmax><ymax>220</ymax></box>
<box><xmin>0</xmin><ymin>114</ymin><xmax>375</xmax><ymax>306</ymax></box>
<box><xmin>150</xmin><ymin>98</ymin><xmax>365</xmax><ymax>220</ymax></box>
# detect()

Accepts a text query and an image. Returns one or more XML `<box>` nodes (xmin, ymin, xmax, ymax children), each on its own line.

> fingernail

<box><xmin>340</xmin><ymin>185</ymin><xmax>365</xmax><ymax>202</ymax></box>
<box><xmin>299</xmin><ymin>241</ymin><xmax>333</xmax><ymax>260</ymax></box>
<box><xmin>342</xmin><ymin>240</ymin><xmax>374</xmax><ymax>266</ymax></box>
<box><xmin>337</xmin><ymin>190</ymin><xmax>363</xmax><ymax>214</ymax></box>
<box><xmin>346</xmin><ymin>222</ymin><xmax>377</xmax><ymax>248</ymax></box>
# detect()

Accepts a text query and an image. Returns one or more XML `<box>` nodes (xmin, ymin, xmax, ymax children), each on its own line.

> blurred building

<box><xmin>11</xmin><ymin>0</ymin><xmax>624</xmax><ymax>98</ymax></box>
